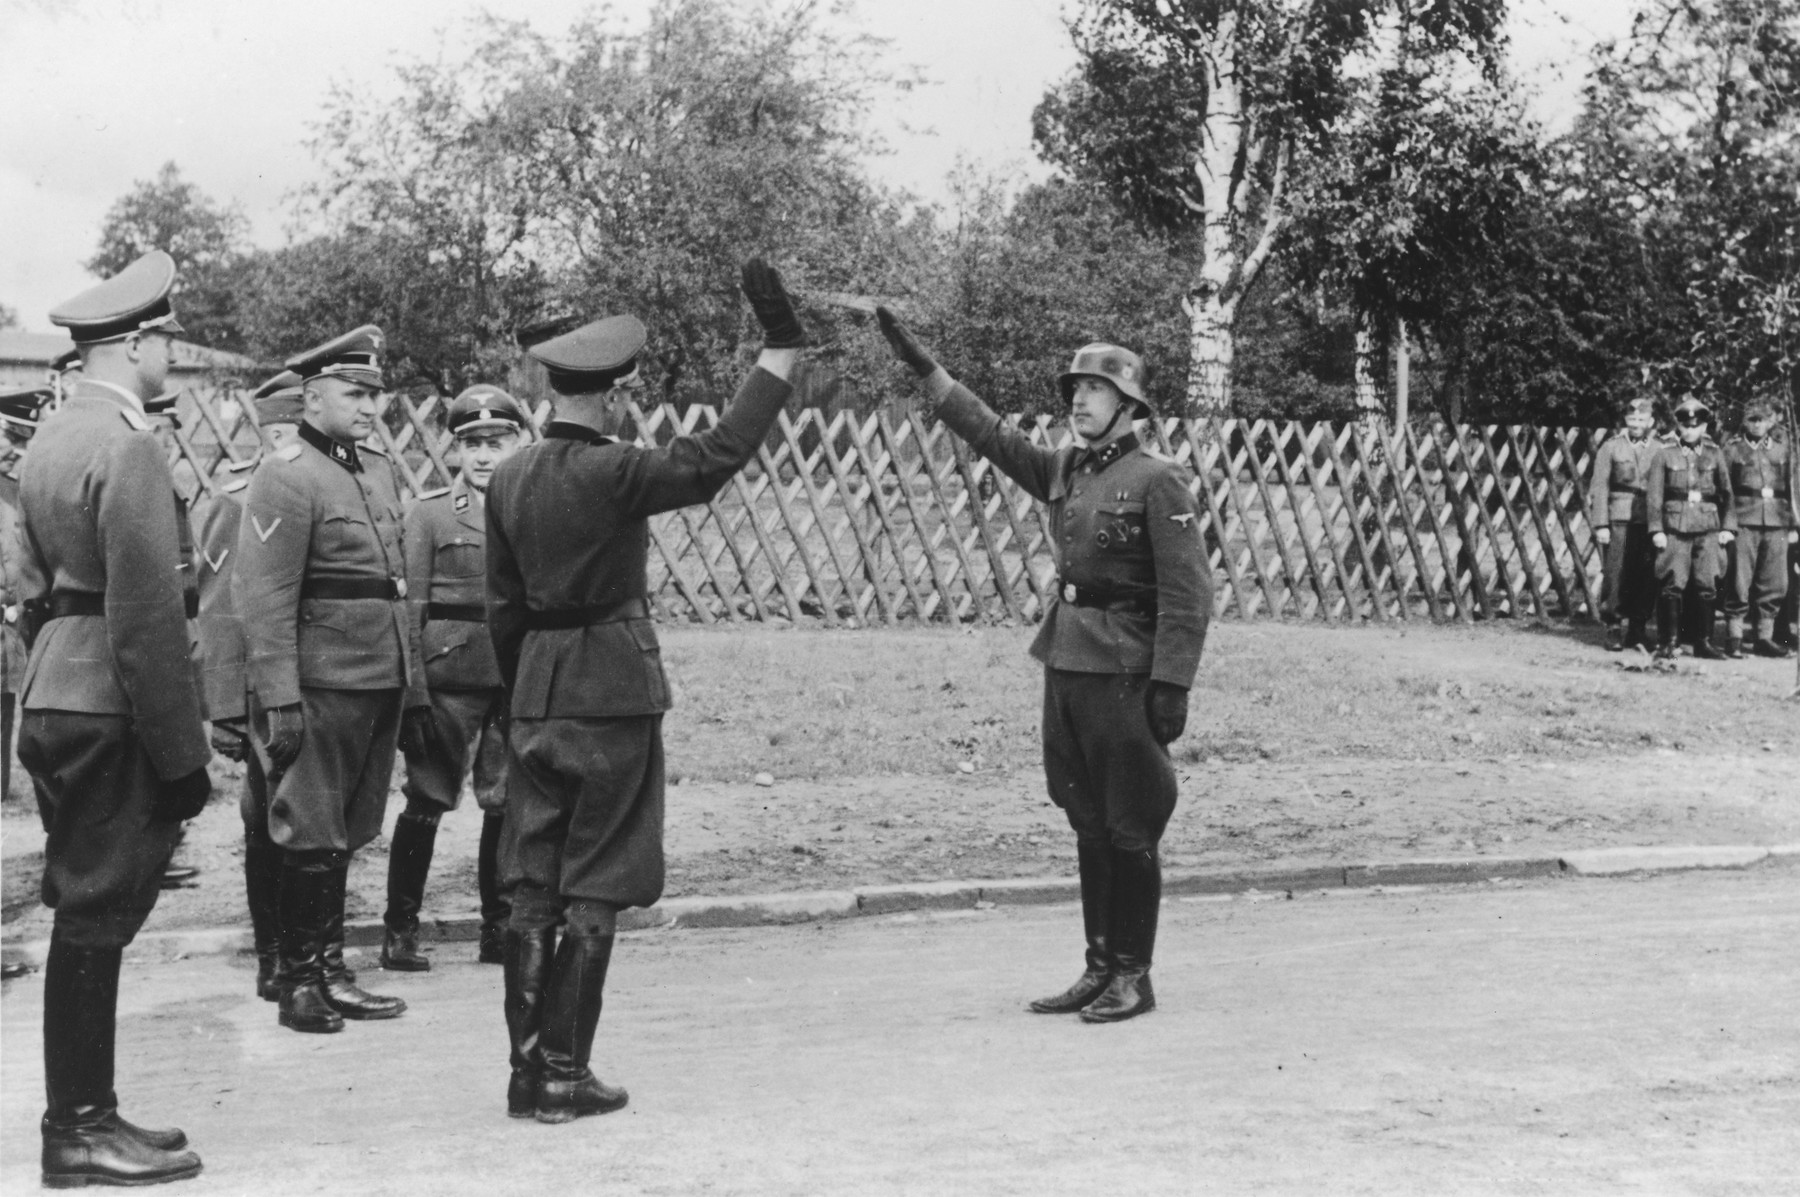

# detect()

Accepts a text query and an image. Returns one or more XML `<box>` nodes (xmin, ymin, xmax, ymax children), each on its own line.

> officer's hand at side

<box><xmin>741</xmin><ymin>258</ymin><xmax>807</xmax><ymax>349</ymax></box>
<box><xmin>153</xmin><ymin>768</ymin><xmax>212</xmax><ymax>823</ymax></box>
<box><xmin>398</xmin><ymin>706</ymin><xmax>444</xmax><ymax>760</ymax></box>
<box><xmin>1652</xmin><ymin>532</ymin><xmax>1668</xmax><ymax>550</ymax></box>
<box><xmin>1719</xmin><ymin>530</ymin><xmax>1735</xmax><ymax>545</ymax></box>
<box><xmin>1145</xmin><ymin>681</ymin><xmax>1189</xmax><ymax>745</ymax></box>
<box><xmin>209</xmin><ymin>720</ymin><xmax>249</xmax><ymax>763</ymax></box>
<box><xmin>875</xmin><ymin>306</ymin><xmax>939</xmax><ymax>379</ymax></box>
<box><xmin>264</xmin><ymin>704</ymin><xmax>305</xmax><ymax>771</ymax></box>
<box><xmin>1788</xmin><ymin>530</ymin><xmax>1799</xmax><ymax>545</ymax></box>
<box><xmin>1594</xmin><ymin>527</ymin><xmax>1611</xmax><ymax>546</ymax></box>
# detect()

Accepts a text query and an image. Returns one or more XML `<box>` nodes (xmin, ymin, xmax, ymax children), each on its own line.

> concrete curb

<box><xmin>2</xmin><ymin>844</ymin><xmax>1794</xmax><ymax>970</ymax></box>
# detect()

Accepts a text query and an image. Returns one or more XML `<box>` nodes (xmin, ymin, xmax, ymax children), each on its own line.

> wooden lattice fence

<box><xmin>160</xmin><ymin>382</ymin><xmax>1614</xmax><ymax>626</ymax></box>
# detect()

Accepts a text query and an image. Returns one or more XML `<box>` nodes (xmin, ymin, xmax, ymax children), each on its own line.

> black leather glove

<box><xmin>741</xmin><ymin>258</ymin><xmax>806</xmax><ymax>349</ymax></box>
<box><xmin>876</xmin><ymin>306</ymin><xmax>939</xmax><ymax>378</ymax></box>
<box><xmin>153</xmin><ymin>767</ymin><xmax>213</xmax><ymax>823</ymax></box>
<box><xmin>1146</xmin><ymin>681</ymin><xmax>1189</xmax><ymax>745</ymax></box>
<box><xmin>398</xmin><ymin>706</ymin><xmax>444</xmax><ymax>760</ymax></box>
<box><xmin>210</xmin><ymin>719</ymin><xmax>249</xmax><ymax>762</ymax></box>
<box><xmin>263</xmin><ymin>704</ymin><xmax>305</xmax><ymax>773</ymax></box>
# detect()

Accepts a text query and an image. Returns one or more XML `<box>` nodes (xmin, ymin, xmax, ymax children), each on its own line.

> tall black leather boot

<box><xmin>320</xmin><ymin>860</ymin><xmax>407</xmax><ymax>1020</ymax></box>
<box><xmin>244</xmin><ymin>835</ymin><xmax>283</xmax><ymax>1002</ymax></box>
<box><xmin>1028</xmin><ymin>840</ymin><xmax>1112</xmax><ymax>1013</ymax></box>
<box><xmin>277</xmin><ymin>854</ymin><xmax>344</xmax><ymax>1034</ymax></box>
<box><xmin>381</xmin><ymin>812</ymin><xmax>437</xmax><ymax>972</ymax></box>
<box><xmin>1082</xmin><ymin>846</ymin><xmax>1161</xmax><ymax>1024</ymax></box>
<box><xmin>41</xmin><ymin>936</ymin><xmax>203</xmax><ymax>1187</ymax></box>
<box><xmin>1655</xmin><ymin>592</ymin><xmax>1683</xmax><ymax>660</ymax></box>
<box><xmin>503</xmin><ymin>926</ymin><xmax>556</xmax><ymax>1117</ymax></box>
<box><xmin>534</xmin><ymin>930</ymin><xmax>629</xmax><ymax>1123</ymax></box>
<box><xmin>477</xmin><ymin>813</ymin><xmax>509</xmax><ymax>965</ymax></box>
<box><xmin>1690</xmin><ymin>593</ymin><xmax>1725</xmax><ymax>659</ymax></box>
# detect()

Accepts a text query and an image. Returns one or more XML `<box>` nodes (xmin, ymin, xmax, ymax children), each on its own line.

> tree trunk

<box><xmin>1187</xmin><ymin>295</ymin><xmax>1235</xmax><ymax>417</ymax></box>
<box><xmin>1354</xmin><ymin>311</ymin><xmax>1384</xmax><ymax>426</ymax></box>
<box><xmin>1394</xmin><ymin>318</ymin><xmax>1410</xmax><ymax>430</ymax></box>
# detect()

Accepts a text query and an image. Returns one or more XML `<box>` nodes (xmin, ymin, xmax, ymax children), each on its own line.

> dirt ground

<box><xmin>3</xmin><ymin>868</ymin><xmax>1796</xmax><ymax>1195</ymax></box>
<box><xmin>4</xmin><ymin>619</ymin><xmax>1797</xmax><ymax>939</ymax></box>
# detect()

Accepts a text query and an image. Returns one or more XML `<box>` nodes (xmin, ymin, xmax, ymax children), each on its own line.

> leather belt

<box><xmin>1055</xmin><ymin>580</ymin><xmax>1156</xmax><ymax>619</ymax></box>
<box><xmin>426</xmin><ymin>602</ymin><xmax>487</xmax><ymax>624</ymax></box>
<box><xmin>302</xmin><ymin>577</ymin><xmax>405</xmax><ymax>601</ymax></box>
<box><xmin>522</xmin><ymin>597</ymin><xmax>649</xmax><ymax>631</ymax></box>
<box><xmin>1734</xmin><ymin>487</ymin><xmax>1787</xmax><ymax>499</ymax></box>
<box><xmin>1609</xmin><ymin>486</ymin><xmax>1645</xmax><ymax>496</ymax></box>
<box><xmin>49</xmin><ymin>590</ymin><xmax>199</xmax><ymax>619</ymax></box>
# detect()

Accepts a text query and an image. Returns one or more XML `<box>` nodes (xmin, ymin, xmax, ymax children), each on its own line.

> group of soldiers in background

<box><xmin>1589</xmin><ymin>392</ymin><xmax>1799</xmax><ymax>660</ymax></box>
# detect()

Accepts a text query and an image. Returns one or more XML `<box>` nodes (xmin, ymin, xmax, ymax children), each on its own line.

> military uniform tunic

<box><xmin>234</xmin><ymin>423</ymin><xmax>423</xmax><ymax>851</ymax></box>
<box><xmin>924</xmin><ymin>372</ymin><xmax>1212</xmax><ymax>851</ymax></box>
<box><xmin>485</xmin><ymin>367</ymin><xmax>792</xmax><ymax>907</ymax></box>
<box><xmin>401</xmin><ymin>475</ymin><xmax>507</xmax><ymax>812</ymax></box>
<box><xmin>1586</xmin><ymin>431</ymin><xmax>1662</xmax><ymax>628</ymax></box>
<box><xmin>13</xmin><ymin>380</ymin><xmax>210</xmax><ymax>947</ymax></box>
<box><xmin>1720</xmin><ymin>434</ymin><xmax>1794</xmax><ymax>636</ymax></box>
<box><xmin>1646</xmin><ymin>439</ymin><xmax>1737</xmax><ymax>600</ymax></box>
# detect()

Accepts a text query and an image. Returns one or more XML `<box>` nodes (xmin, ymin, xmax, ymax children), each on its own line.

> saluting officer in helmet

<box><xmin>381</xmin><ymin>385</ymin><xmax>530</xmax><ymax>972</ymax></box>
<box><xmin>1646</xmin><ymin>394</ymin><xmax>1737</xmax><ymax>659</ymax></box>
<box><xmin>877</xmin><ymin>311</ymin><xmax>1213</xmax><ymax>1023</ymax></box>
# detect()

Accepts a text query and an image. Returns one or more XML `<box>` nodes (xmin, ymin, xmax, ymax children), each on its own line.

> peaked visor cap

<box><xmin>287</xmin><ymin>325</ymin><xmax>386</xmax><ymax>388</ymax></box>
<box><xmin>0</xmin><ymin>385</ymin><xmax>53</xmax><ymax>431</ymax></box>
<box><xmin>48</xmin><ymin>250</ymin><xmax>186</xmax><ymax>344</ymax></box>
<box><xmin>1672</xmin><ymin>395</ymin><xmax>1712</xmax><ymax>421</ymax></box>
<box><xmin>448</xmin><ymin>384</ymin><xmax>529</xmax><ymax>436</ymax></box>
<box><xmin>51</xmin><ymin>346</ymin><xmax>81</xmax><ymax>373</ymax></box>
<box><xmin>527</xmin><ymin>315</ymin><xmax>646</xmax><ymax>396</ymax></box>
<box><xmin>1059</xmin><ymin>342</ymin><xmax>1152</xmax><ymax>417</ymax></box>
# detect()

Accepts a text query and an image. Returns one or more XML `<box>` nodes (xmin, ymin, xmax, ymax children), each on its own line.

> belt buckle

<box><xmin>394</xmin><ymin>578</ymin><xmax>408</xmax><ymax>599</ymax></box>
<box><xmin>1761</xmin><ymin>487</ymin><xmax>1775</xmax><ymax>499</ymax></box>
<box><xmin>1686</xmin><ymin>490</ymin><xmax>1702</xmax><ymax>505</ymax></box>
<box><xmin>1063</xmin><ymin>583</ymin><xmax>1077</xmax><ymax>603</ymax></box>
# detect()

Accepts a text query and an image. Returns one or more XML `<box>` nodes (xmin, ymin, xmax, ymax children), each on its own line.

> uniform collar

<box><xmin>544</xmin><ymin>420</ymin><xmax>615</xmax><ymax>445</ymax></box>
<box><xmin>1078</xmin><ymin>431</ymin><xmax>1139</xmax><ymax>471</ymax></box>
<box><xmin>74</xmin><ymin>378</ymin><xmax>147</xmax><ymax>414</ymax></box>
<box><xmin>299</xmin><ymin>419</ymin><xmax>361</xmax><ymax>472</ymax></box>
<box><xmin>452</xmin><ymin>473</ymin><xmax>484</xmax><ymax>519</ymax></box>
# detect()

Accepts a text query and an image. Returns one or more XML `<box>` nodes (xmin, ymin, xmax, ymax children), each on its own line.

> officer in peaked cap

<box><xmin>234</xmin><ymin>325</ymin><xmax>425</xmax><ymax>1034</ymax></box>
<box><xmin>486</xmin><ymin>261</ymin><xmax>803</xmax><ymax>1123</ymax></box>
<box><xmin>1720</xmin><ymin>395</ymin><xmax>1797</xmax><ymax>657</ymax></box>
<box><xmin>1646</xmin><ymin>394</ymin><xmax>1736</xmax><ymax>659</ymax></box>
<box><xmin>191</xmin><ymin>370</ymin><xmax>306</xmax><ymax>1001</ymax></box>
<box><xmin>876</xmin><ymin>313</ymin><xmax>1212</xmax><ymax>1024</ymax></box>
<box><xmin>18</xmin><ymin>250</ymin><xmax>209</xmax><ymax>1187</ymax></box>
<box><xmin>0</xmin><ymin>386</ymin><xmax>52</xmax><ymax>806</ymax></box>
<box><xmin>381</xmin><ymin>384</ymin><xmax>530</xmax><ymax>972</ymax></box>
<box><xmin>1588</xmin><ymin>397</ymin><xmax>1663</xmax><ymax>651</ymax></box>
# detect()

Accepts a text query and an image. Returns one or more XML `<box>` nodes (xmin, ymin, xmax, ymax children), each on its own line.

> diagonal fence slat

<box><xmin>154</xmin><ymin>378</ymin><xmax>1633</xmax><ymax>628</ymax></box>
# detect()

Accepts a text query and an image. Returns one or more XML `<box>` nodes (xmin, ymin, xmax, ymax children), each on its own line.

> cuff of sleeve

<box><xmin>923</xmin><ymin>367</ymin><xmax>956</xmax><ymax>406</ymax></box>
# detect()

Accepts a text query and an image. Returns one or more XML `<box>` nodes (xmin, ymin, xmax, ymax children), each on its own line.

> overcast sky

<box><xmin>1</xmin><ymin>0</ymin><xmax>1638</xmax><ymax>333</ymax></box>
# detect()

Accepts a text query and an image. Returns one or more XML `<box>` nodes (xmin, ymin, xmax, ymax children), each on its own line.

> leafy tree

<box><xmin>86</xmin><ymin>162</ymin><xmax>249</xmax><ymax>350</ymax></box>
<box><xmin>1033</xmin><ymin>0</ymin><xmax>1508</xmax><ymax>416</ymax></box>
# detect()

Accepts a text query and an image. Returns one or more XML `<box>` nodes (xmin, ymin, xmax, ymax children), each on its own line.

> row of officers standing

<box><xmin>7</xmin><ymin>249</ymin><xmax>1217</xmax><ymax>1188</ymax></box>
<box><xmin>1587</xmin><ymin>394</ymin><xmax>1798</xmax><ymax>659</ymax></box>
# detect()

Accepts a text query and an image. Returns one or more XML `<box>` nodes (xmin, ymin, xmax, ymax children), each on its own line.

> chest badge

<box><xmin>1170</xmin><ymin>513</ymin><xmax>1194</xmax><ymax>527</ymax></box>
<box><xmin>251</xmin><ymin>515</ymin><xmax>282</xmax><ymax>543</ymax></box>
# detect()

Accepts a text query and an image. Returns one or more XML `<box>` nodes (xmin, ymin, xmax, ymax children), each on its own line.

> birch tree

<box><xmin>1035</xmin><ymin>0</ymin><xmax>1506</xmax><ymax>416</ymax></box>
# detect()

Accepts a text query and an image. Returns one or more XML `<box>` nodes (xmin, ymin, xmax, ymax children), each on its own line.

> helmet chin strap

<box><xmin>1080</xmin><ymin>399</ymin><xmax>1131</xmax><ymax>447</ymax></box>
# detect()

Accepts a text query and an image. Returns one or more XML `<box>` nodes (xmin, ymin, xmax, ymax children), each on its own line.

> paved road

<box><xmin>4</xmin><ymin>868</ymin><xmax>1796</xmax><ymax>1195</ymax></box>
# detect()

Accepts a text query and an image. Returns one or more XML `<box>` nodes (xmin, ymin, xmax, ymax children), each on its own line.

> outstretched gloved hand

<box><xmin>741</xmin><ymin>259</ymin><xmax>807</xmax><ymax>349</ymax></box>
<box><xmin>875</xmin><ymin>306</ymin><xmax>939</xmax><ymax>379</ymax></box>
<box><xmin>398</xmin><ymin>706</ymin><xmax>445</xmax><ymax>760</ymax></box>
<box><xmin>1145</xmin><ymin>681</ymin><xmax>1189</xmax><ymax>745</ymax></box>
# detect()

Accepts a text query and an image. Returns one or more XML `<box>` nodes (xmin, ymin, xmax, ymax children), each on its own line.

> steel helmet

<box><xmin>1058</xmin><ymin>342</ymin><xmax>1152</xmax><ymax>418</ymax></box>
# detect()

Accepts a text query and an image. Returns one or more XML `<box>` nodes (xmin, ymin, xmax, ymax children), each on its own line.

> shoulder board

<box><xmin>222</xmin><ymin>478</ymin><xmax>250</xmax><ymax>494</ymax></box>
<box><xmin>358</xmin><ymin>441</ymin><xmax>389</xmax><ymax>459</ymax></box>
<box><xmin>415</xmin><ymin>486</ymin><xmax>452</xmax><ymax>501</ymax></box>
<box><xmin>276</xmin><ymin>443</ymin><xmax>303</xmax><ymax>461</ymax></box>
<box><xmin>118</xmin><ymin>406</ymin><xmax>149</xmax><ymax>432</ymax></box>
<box><xmin>226</xmin><ymin>456</ymin><xmax>260</xmax><ymax>473</ymax></box>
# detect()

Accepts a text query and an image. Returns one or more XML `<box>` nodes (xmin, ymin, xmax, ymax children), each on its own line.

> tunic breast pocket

<box><xmin>438</xmin><ymin>538</ymin><xmax>483</xmax><ymax>578</ymax></box>
<box><xmin>320</xmin><ymin>508</ymin><xmax>373</xmax><ymax>557</ymax></box>
<box><xmin>1094</xmin><ymin>502</ymin><xmax>1147</xmax><ymax>553</ymax></box>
